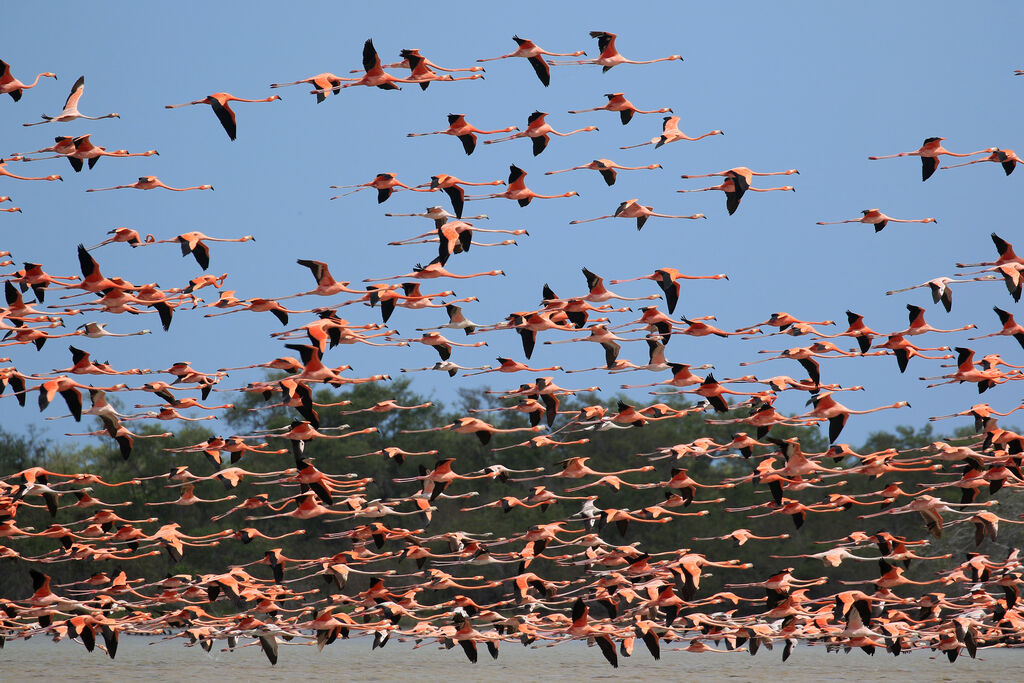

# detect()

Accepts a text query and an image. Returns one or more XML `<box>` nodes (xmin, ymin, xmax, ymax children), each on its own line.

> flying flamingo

<box><xmin>483</xmin><ymin>111</ymin><xmax>597</xmax><ymax>156</ymax></box>
<box><xmin>407</xmin><ymin>113</ymin><xmax>518</xmax><ymax>155</ymax></box>
<box><xmin>415</xmin><ymin>304</ymin><xmax>480</xmax><ymax>335</ymax></box>
<box><xmin>464</xmin><ymin>165</ymin><xmax>578</xmax><ymax>207</ymax></box>
<box><xmin>546</xmin><ymin>159</ymin><xmax>662</xmax><ymax>186</ymax></box>
<box><xmin>362</xmin><ymin>258</ymin><xmax>504</xmax><ymax>281</ymax></box>
<box><xmin>394</xmin><ymin>331</ymin><xmax>487</xmax><ymax>361</ymax></box>
<box><xmin>75</xmin><ymin>322</ymin><xmax>152</xmax><ymax>339</ymax></box>
<box><xmin>610</xmin><ymin>268</ymin><xmax>728</xmax><ymax>314</ymax></box>
<box><xmin>968</xmin><ymin>306</ymin><xmax>1024</xmax><ymax>350</ymax></box>
<box><xmin>85</xmin><ymin>175</ymin><xmax>213</xmax><ymax>192</ymax></box>
<box><xmin>0</xmin><ymin>60</ymin><xmax>57</xmax><ymax>101</ymax></box>
<box><xmin>410</xmin><ymin>173</ymin><xmax>504</xmax><ymax>219</ymax></box>
<box><xmin>142</xmin><ymin>231</ymin><xmax>254</xmax><ymax>270</ymax></box>
<box><xmin>22</xmin><ymin>76</ymin><xmax>119</xmax><ymax>126</ymax></box>
<box><xmin>475</xmin><ymin>35</ymin><xmax>586</xmax><ymax>87</ymax></box>
<box><xmin>920</xmin><ymin>347</ymin><xmax>1019</xmax><ymax>391</ymax></box>
<box><xmin>798</xmin><ymin>391</ymin><xmax>912</xmax><ymax>443</ymax></box>
<box><xmin>275</xmin><ymin>259</ymin><xmax>362</xmax><ymax>299</ymax></box>
<box><xmin>682</xmin><ymin>167</ymin><xmax>799</xmax><ymax>182</ymax></box>
<box><xmin>375</xmin><ymin>47</ymin><xmax>484</xmax><ymax>75</ymax></box>
<box><xmin>312</xmin><ymin>39</ymin><xmax>418</xmax><ymax>92</ymax></box>
<box><xmin>270</xmin><ymin>73</ymin><xmax>346</xmax><ymax>103</ymax></box>
<box><xmin>871</xmin><ymin>334</ymin><xmax>952</xmax><ymax>373</ymax></box>
<box><xmin>385</xmin><ymin>208</ymin><xmax>493</xmax><ymax>231</ymax></box>
<box><xmin>942</xmin><ymin>147</ymin><xmax>1023</xmax><ymax>176</ymax></box>
<box><xmin>165</xmin><ymin>92</ymin><xmax>281</xmax><ymax>140</ymax></box>
<box><xmin>399</xmin><ymin>49</ymin><xmax>485</xmax><ymax>89</ymax></box>
<box><xmin>620</xmin><ymin>116</ymin><xmax>723</xmax><ymax>150</ymax></box>
<box><xmin>549</xmin><ymin>31</ymin><xmax>684</xmax><ymax>71</ymax></box>
<box><xmin>50</xmin><ymin>134</ymin><xmax>158</xmax><ymax>172</ymax></box>
<box><xmin>896</xmin><ymin>304</ymin><xmax>976</xmax><ymax>336</ymax></box>
<box><xmin>677</xmin><ymin>174</ymin><xmax>794</xmax><ymax>215</ymax></box>
<box><xmin>543</xmin><ymin>324</ymin><xmax>650</xmax><ymax>369</ymax></box>
<box><xmin>569</xmin><ymin>198</ymin><xmax>705</xmax><ymax>230</ymax></box>
<box><xmin>568</xmin><ymin>92</ymin><xmax>671</xmax><ymax>125</ymax></box>
<box><xmin>885</xmin><ymin>275</ymin><xmax>996</xmax><ymax>312</ymax></box>
<box><xmin>817</xmin><ymin>208</ymin><xmax>937</xmax><ymax>232</ymax></box>
<box><xmin>868</xmin><ymin>137</ymin><xmax>996</xmax><ymax>181</ymax></box>
<box><xmin>86</xmin><ymin>228</ymin><xmax>155</xmax><ymax>250</ymax></box>
<box><xmin>955</xmin><ymin>232</ymin><xmax>1024</xmax><ymax>269</ymax></box>
<box><xmin>0</xmin><ymin>159</ymin><xmax>61</xmax><ymax>182</ymax></box>
<box><xmin>463</xmin><ymin>358</ymin><xmax>562</xmax><ymax>376</ymax></box>
<box><xmin>330</xmin><ymin>173</ymin><xmax>413</xmax><ymax>202</ymax></box>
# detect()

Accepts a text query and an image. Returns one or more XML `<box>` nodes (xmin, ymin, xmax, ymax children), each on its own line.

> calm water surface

<box><xmin>2</xmin><ymin>634</ymin><xmax>1018</xmax><ymax>682</ymax></box>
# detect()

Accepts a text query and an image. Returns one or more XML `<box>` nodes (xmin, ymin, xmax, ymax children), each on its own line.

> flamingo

<box><xmin>40</xmin><ymin>134</ymin><xmax>158</xmax><ymax>172</ymax></box>
<box><xmin>955</xmin><ymin>232</ymin><xmax>1024</xmax><ymax>269</ymax></box>
<box><xmin>415</xmin><ymin>304</ymin><xmax>480</xmax><ymax>335</ymax></box>
<box><xmin>610</xmin><ymin>268</ymin><xmax>728</xmax><ymax>314</ymax></box>
<box><xmin>942</xmin><ymin>147</ymin><xmax>1023</xmax><ymax>176</ymax></box>
<box><xmin>678</xmin><ymin>174</ymin><xmax>795</xmax><ymax>216</ymax></box>
<box><xmin>312</xmin><ymin>39</ymin><xmax>417</xmax><ymax>92</ymax></box>
<box><xmin>362</xmin><ymin>258</ymin><xmax>504</xmax><ymax>281</ymax></box>
<box><xmin>920</xmin><ymin>347</ymin><xmax>1019</xmax><ymax>391</ymax></box>
<box><xmin>329</xmin><ymin>173</ymin><xmax>413</xmax><ymax>202</ymax></box>
<box><xmin>376</xmin><ymin>48</ymin><xmax>484</xmax><ymax>75</ymax></box>
<box><xmin>137</xmin><ymin>231</ymin><xmax>255</xmax><ymax>270</ymax></box>
<box><xmin>475</xmin><ymin>35</ymin><xmax>586</xmax><ymax>87</ymax></box>
<box><xmin>385</xmin><ymin>206</ymin><xmax>489</xmax><ymax>223</ymax></box>
<box><xmin>22</xmin><ymin>76</ymin><xmax>119</xmax><ymax>126</ymax></box>
<box><xmin>410</xmin><ymin>173</ymin><xmax>504</xmax><ymax>219</ymax></box>
<box><xmin>885</xmin><ymin>276</ymin><xmax>996</xmax><ymax>312</ymax></box>
<box><xmin>546</xmin><ymin>159</ymin><xmax>661</xmax><ymax>186</ymax></box>
<box><xmin>463</xmin><ymin>358</ymin><xmax>562</xmax><ymax>376</ymax></box>
<box><xmin>0</xmin><ymin>158</ymin><xmax>61</xmax><ymax>182</ymax></box>
<box><xmin>74</xmin><ymin>322</ymin><xmax>151</xmax><ymax>339</ymax></box>
<box><xmin>798</xmin><ymin>391</ymin><xmax>912</xmax><ymax>443</ymax></box>
<box><xmin>896</xmin><ymin>304</ymin><xmax>976</xmax><ymax>336</ymax></box>
<box><xmin>464</xmin><ymin>165</ymin><xmax>578</xmax><ymax>207</ymax></box>
<box><xmin>165</xmin><ymin>92</ymin><xmax>281</xmax><ymax>141</ymax></box>
<box><xmin>817</xmin><ymin>208</ymin><xmax>937</xmax><ymax>232</ymax></box>
<box><xmin>550</xmin><ymin>31</ymin><xmax>684</xmax><ymax>71</ymax></box>
<box><xmin>270</xmin><ymin>72</ymin><xmax>346</xmax><ymax>102</ymax></box>
<box><xmin>85</xmin><ymin>175</ymin><xmax>213</xmax><ymax>192</ymax></box>
<box><xmin>483</xmin><ymin>111</ymin><xmax>597</xmax><ymax>156</ymax></box>
<box><xmin>868</xmin><ymin>137</ymin><xmax>996</xmax><ymax>181</ymax></box>
<box><xmin>0</xmin><ymin>60</ymin><xmax>57</xmax><ymax>101</ymax></box>
<box><xmin>543</xmin><ymin>324</ymin><xmax>650</xmax><ymax>369</ymax></box>
<box><xmin>399</xmin><ymin>49</ymin><xmax>484</xmax><ymax>89</ymax></box>
<box><xmin>407</xmin><ymin>113</ymin><xmax>518</xmax><ymax>155</ymax></box>
<box><xmin>87</xmin><ymin>228</ymin><xmax>155</xmax><ymax>250</ymax></box>
<box><xmin>620</xmin><ymin>116</ymin><xmax>722</xmax><ymax>149</ymax></box>
<box><xmin>568</xmin><ymin>92</ymin><xmax>671</xmax><ymax>125</ymax></box>
<box><xmin>569</xmin><ymin>198</ymin><xmax>705</xmax><ymax>230</ymax></box>
<box><xmin>968</xmin><ymin>306</ymin><xmax>1024</xmax><ymax>350</ymax></box>
<box><xmin>275</xmin><ymin>259</ymin><xmax>362</xmax><ymax>299</ymax></box>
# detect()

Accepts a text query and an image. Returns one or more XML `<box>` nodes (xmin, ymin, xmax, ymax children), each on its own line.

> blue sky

<box><xmin>2</xmin><ymin>1</ymin><xmax>1023</xmax><ymax>445</ymax></box>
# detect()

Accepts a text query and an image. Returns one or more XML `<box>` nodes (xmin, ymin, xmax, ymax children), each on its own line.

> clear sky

<box><xmin>2</xmin><ymin>1</ymin><xmax>1022</xmax><ymax>446</ymax></box>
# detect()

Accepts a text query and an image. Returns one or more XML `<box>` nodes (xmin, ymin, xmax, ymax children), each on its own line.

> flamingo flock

<box><xmin>1</xmin><ymin>30</ymin><xmax>1024</xmax><ymax>672</ymax></box>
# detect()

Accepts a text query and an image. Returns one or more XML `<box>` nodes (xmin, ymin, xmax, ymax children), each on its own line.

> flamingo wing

<box><xmin>63</xmin><ymin>76</ymin><xmax>85</xmax><ymax>112</ymax></box>
<box><xmin>207</xmin><ymin>98</ymin><xmax>237</xmax><ymax>140</ymax></box>
<box><xmin>458</xmin><ymin>132</ymin><xmax>477</xmax><ymax>155</ymax></box>
<box><xmin>443</xmin><ymin>185</ymin><xmax>465</xmax><ymax>219</ymax></box>
<box><xmin>921</xmin><ymin>156</ymin><xmax>938</xmax><ymax>181</ymax></box>
<box><xmin>526</xmin><ymin>56</ymin><xmax>550</xmax><ymax>87</ymax></box>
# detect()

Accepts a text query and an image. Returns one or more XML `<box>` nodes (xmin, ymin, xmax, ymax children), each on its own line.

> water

<box><xmin>1</xmin><ymin>635</ymin><xmax>1017</xmax><ymax>682</ymax></box>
